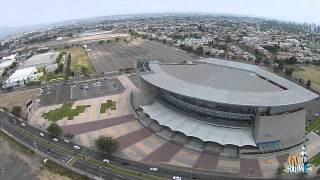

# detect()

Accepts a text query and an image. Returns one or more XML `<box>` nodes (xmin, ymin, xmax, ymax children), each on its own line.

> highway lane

<box><xmin>0</xmin><ymin>110</ymin><xmax>249</xmax><ymax>180</ymax></box>
<box><xmin>1</xmin><ymin>119</ymin><xmax>73</xmax><ymax>164</ymax></box>
<box><xmin>0</xmin><ymin>116</ymin><xmax>138</xmax><ymax>179</ymax></box>
<box><xmin>74</xmin><ymin>160</ymin><xmax>130</xmax><ymax>180</ymax></box>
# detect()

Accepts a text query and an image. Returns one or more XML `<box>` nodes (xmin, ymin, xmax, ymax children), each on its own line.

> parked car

<box><xmin>103</xmin><ymin>159</ymin><xmax>110</xmax><ymax>164</ymax></box>
<box><xmin>39</xmin><ymin>132</ymin><xmax>44</xmax><ymax>137</ymax></box>
<box><xmin>149</xmin><ymin>167</ymin><xmax>158</xmax><ymax>172</ymax></box>
<box><xmin>172</xmin><ymin>176</ymin><xmax>182</xmax><ymax>180</ymax></box>
<box><xmin>53</xmin><ymin>138</ymin><xmax>58</xmax><ymax>142</ymax></box>
<box><xmin>73</xmin><ymin>145</ymin><xmax>81</xmax><ymax>150</ymax></box>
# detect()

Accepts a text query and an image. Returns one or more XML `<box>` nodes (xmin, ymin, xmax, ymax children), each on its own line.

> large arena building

<box><xmin>135</xmin><ymin>58</ymin><xmax>318</xmax><ymax>152</ymax></box>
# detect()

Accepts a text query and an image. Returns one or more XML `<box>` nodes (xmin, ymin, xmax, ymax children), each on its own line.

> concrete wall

<box><xmin>0</xmin><ymin>89</ymin><xmax>40</xmax><ymax>118</ymax></box>
<box><xmin>138</xmin><ymin>77</ymin><xmax>157</xmax><ymax>105</ymax></box>
<box><xmin>253</xmin><ymin>109</ymin><xmax>306</xmax><ymax>146</ymax></box>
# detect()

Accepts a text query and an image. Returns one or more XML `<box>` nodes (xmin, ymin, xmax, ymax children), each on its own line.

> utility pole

<box><xmin>33</xmin><ymin>142</ymin><xmax>38</xmax><ymax>151</ymax></box>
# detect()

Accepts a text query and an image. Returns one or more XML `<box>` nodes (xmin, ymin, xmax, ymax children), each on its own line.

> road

<box><xmin>0</xmin><ymin>109</ymin><xmax>254</xmax><ymax>180</ymax></box>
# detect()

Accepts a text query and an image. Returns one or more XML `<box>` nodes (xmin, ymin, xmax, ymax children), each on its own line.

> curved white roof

<box><xmin>141</xmin><ymin>102</ymin><xmax>256</xmax><ymax>147</ymax></box>
<box><xmin>140</xmin><ymin>58</ymin><xmax>318</xmax><ymax>107</ymax></box>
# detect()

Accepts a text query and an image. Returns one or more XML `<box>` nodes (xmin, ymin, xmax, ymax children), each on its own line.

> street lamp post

<box><xmin>33</xmin><ymin>142</ymin><xmax>38</xmax><ymax>151</ymax></box>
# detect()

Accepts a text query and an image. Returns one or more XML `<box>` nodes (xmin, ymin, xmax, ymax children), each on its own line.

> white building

<box><xmin>1</xmin><ymin>54</ymin><xmax>17</xmax><ymax>62</ymax></box>
<box><xmin>22</xmin><ymin>52</ymin><xmax>58</xmax><ymax>68</ymax></box>
<box><xmin>0</xmin><ymin>59</ymin><xmax>15</xmax><ymax>71</ymax></box>
<box><xmin>3</xmin><ymin>66</ymin><xmax>41</xmax><ymax>88</ymax></box>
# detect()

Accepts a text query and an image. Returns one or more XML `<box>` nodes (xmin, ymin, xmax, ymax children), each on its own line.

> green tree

<box><xmin>11</xmin><ymin>106</ymin><xmax>22</xmax><ymax>117</ymax></box>
<box><xmin>65</xmin><ymin>53</ymin><xmax>71</xmax><ymax>79</ymax></box>
<box><xmin>64</xmin><ymin>133</ymin><xmax>74</xmax><ymax>140</ymax></box>
<box><xmin>80</xmin><ymin>67</ymin><xmax>88</xmax><ymax>75</ymax></box>
<box><xmin>95</xmin><ymin>135</ymin><xmax>119</xmax><ymax>154</ymax></box>
<box><xmin>276</xmin><ymin>166</ymin><xmax>285</xmax><ymax>176</ymax></box>
<box><xmin>193</xmin><ymin>46</ymin><xmax>204</xmax><ymax>55</ymax></box>
<box><xmin>306</xmin><ymin>79</ymin><xmax>312</xmax><ymax>89</ymax></box>
<box><xmin>47</xmin><ymin>123</ymin><xmax>62</xmax><ymax>136</ymax></box>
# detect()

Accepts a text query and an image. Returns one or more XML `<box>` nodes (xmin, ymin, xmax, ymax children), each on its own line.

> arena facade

<box><xmin>135</xmin><ymin>58</ymin><xmax>318</xmax><ymax>152</ymax></box>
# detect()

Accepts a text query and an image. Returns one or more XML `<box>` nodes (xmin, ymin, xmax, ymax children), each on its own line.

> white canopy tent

<box><xmin>141</xmin><ymin>102</ymin><xmax>256</xmax><ymax>147</ymax></box>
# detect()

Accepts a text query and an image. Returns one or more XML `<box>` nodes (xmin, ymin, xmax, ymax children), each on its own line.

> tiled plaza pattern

<box><xmin>35</xmin><ymin>75</ymin><xmax>320</xmax><ymax>178</ymax></box>
<box><xmin>61</xmin><ymin>114</ymin><xmax>311</xmax><ymax>178</ymax></box>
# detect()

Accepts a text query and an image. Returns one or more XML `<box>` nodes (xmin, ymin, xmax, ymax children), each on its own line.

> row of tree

<box><xmin>178</xmin><ymin>44</ymin><xmax>204</xmax><ymax>56</ymax></box>
<box><xmin>47</xmin><ymin>122</ymin><xmax>119</xmax><ymax>154</ymax></box>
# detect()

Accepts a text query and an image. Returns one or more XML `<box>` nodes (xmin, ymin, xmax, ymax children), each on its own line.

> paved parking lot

<box><xmin>88</xmin><ymin>39</ymin><xmax>195</xmax><ymax>73</ymax></box>
<box><xmin>39</xmin><ymin>78</ymin><xmax>124</xmax><ymax>106</ymax></box>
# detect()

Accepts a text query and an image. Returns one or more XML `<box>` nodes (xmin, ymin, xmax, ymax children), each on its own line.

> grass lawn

<box><xmin>100</xmin><ymin>100</ymin><xmax>116</xmax><ymax>113</ymax></box>
<box><xmin>42</xmin><ymin>103</ymin><xmax>91</xmax><ymax>122</ymax></box>
<box><xmin>306</xmin><ymin>117</ymin><xmax>320</xmax><ymax>133</ymax></box>
<box><xmin>314</xmin><ymin>127</ymin><xmax>320</xmax><ymax>135</ymax></box>
<box><xmin>0</xmin><ymin>130</ymin><xmax>35</xmax><ymax>156</ymax></box>
<box><xmin>64</xmin><ymin>47</ymin><xmax>95</xmax><ymax>74</ymax></box>
<box><xmin>310</xmin><ymin>152</ymin><xmax>320</xmax><ymax>167</ymax></box>
<box><xmin>292</xmin><ymin>65</ymin><xmax>320</xmax><ymax>90</ymax></box>
<box><xmin>40</xmin><ymin>72</ymin><xmax>64</xmax><ymax>82</ymax></box>
<box><xmin>306</xmin><ymin>43</ymin><xmax>320</xmax><ymax>49</ymax></box>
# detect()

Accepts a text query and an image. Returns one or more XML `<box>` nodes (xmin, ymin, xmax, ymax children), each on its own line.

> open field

<box><xmin>64</xmin><ymin>47</ymin><xmax>95</xmax><ymax>74</ymax></box>
<box><xmin>68</xmin><ymin>32</ymin><xmax>129</xmax><ymax>44</ymax></box>
<box><xmin>0</xmin><ymin>89</ymin><xmax>40</xmax><ymax>118</ymax></box>
<box><xmin>293</xmin><ymin>65</ymin><xmax>320</xmax><ymax>90</ymax></box>
<box><xmin>310</xmin><ymin>152</ymin><xmax>320</xmax><ymax>167</ymax></box>
<box><xmin>306</xmin><ymin>117</ymin><xmax>320</xmax><ymax>133</ymax></box>
<box><xmin>88</xmin><ymin>39</ymin><xmax>195</xmax><ymax>73</ymax></box>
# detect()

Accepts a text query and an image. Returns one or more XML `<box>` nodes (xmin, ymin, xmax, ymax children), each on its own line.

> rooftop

<box><xmin>141</xmin><ymin>101</ymin><xmax>256</xmax><ymax>147</ymax></box>
<box><xmin>6</xmin><ymin>66</ymin><xmax>37</xmax><ymax>84</ymax></box>
<box><xmin>140</xmin><ymin>58</ymin><xmax>318</xmax><ymax>107</ymax></box>
<box><xmin>22</xmin><ymin>52</ymin><xmax>58</xmax><ymax>68</ymax></box>
<box><xmin>0</xmin><ymin>59</ymin><xmax>15</xmax><ymax>70</ymax></box>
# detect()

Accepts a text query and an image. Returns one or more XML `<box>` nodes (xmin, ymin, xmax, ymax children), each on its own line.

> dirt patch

<box><xmin>37</xmin><ymin>170</ymin><xmax>72</xmax><ymax>180</ymax></box>
<box><xmin>293</xmin><ymin>65</ymin><xmax>320</xmax><ymax>90</ymax></box>
<box><xmin>0</xmin><ymin>133</ymin><xmax>41</xmax><ymax>180</ymax></box>
<box><xmin>68</xmin><ymin>33</ymin><xmax>129</xmax><ymax>43</ymax></box>
<box><xmin>0</xmin><ymin>89</ymin><xmax>40</xmax><ymax>118</ymax></box>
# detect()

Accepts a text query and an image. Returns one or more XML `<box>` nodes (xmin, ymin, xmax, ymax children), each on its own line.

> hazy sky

<box><xmin>0</xmin><ymin>0</ymin><xmax>319</xmax><ymax>27</ymax></box>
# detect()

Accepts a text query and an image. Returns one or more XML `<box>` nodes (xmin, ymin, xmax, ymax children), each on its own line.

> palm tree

<box><xmin>95</xmin><ymin>136</ymin><xmax>119</xmax><ymax>154</ymax></box>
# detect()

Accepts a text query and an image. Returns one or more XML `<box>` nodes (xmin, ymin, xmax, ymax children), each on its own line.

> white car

<box><xmin>73</xmin><ymin>145</ymin><xmax>81</xmax><ymax>150</ymax></box>
<box><xmin>64</xmin><ymin>139</ymin><xmax>70</xmax><ymax>143</ymax></box>
<box><xmin>149</xmin><ymin>167</ymin><xmax>158</xmax><ymax>172</ymax></box>
<box><xmin>103</xmin><ymin>159</ymin><xmax>110</xmax><ymax>164</ymax></box>
<box><xmin>315</xmin><ymin>113</ymin><xmax>319</xmax><ymax>117</ymax></box>
<box><xmin>172</xmin><ymin>176</ymin><xmax>182</xmax><ymax>180</ymax></box>
<box><xmin>39</xmin><ymin>132</ymin><xmax>44</xmax><ymax>137</ymax></box>
<box><xmin>21</xmin><ymin>123</ymin><xmax>26</xmax><ymax>127</ymax></box>
<box><xmin>53</xmin><ymin>138</ymin><xmax>58</xmax><ymax>142</ymax></box>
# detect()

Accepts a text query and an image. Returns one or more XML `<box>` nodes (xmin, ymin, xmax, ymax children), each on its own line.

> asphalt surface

<box><xmin>88</xmin><ymin>40</ymin><xmax>195</xmax><ymax>73</ymax></box>
<box><xmin>39</xmin><ymin>77</ymin><xmax>124</xmax><ymax>106</ymax></box>
<box><xmin>0</xmin><ymin>72</ymin><xmax>120</xmax><ymax>95</ymax></box>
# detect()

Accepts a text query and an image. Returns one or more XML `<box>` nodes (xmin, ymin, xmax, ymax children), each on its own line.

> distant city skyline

<box><xmin>0</xmin><ymin>0</ymin><xmax>319</xmax><ymax>27</ymax></box>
